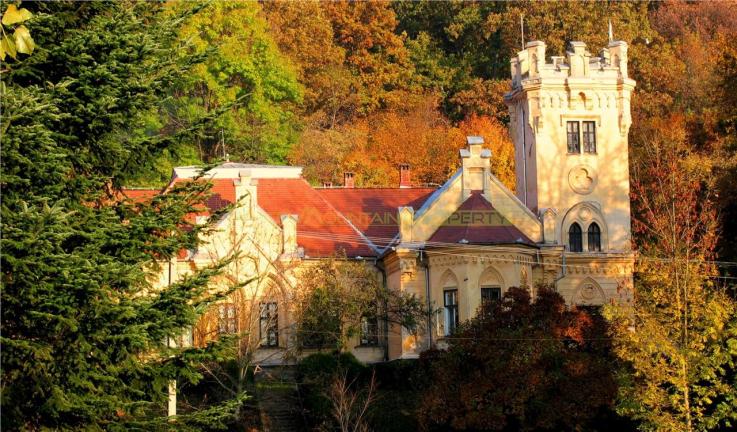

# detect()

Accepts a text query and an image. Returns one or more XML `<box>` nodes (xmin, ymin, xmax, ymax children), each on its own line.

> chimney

<box><xmin>344</xmin><ymin>172</ymin><xmax>355</xmax><ymax>188</ymax></box>
<box><xmin>399</xmin><ymin>164</ymin><xmax>411</xmax><ymax>188</ymax></box>
<box><xmin>322</xmin><ymin>181</ymin><xmax>333</xmax><ymax>188</ymax></box>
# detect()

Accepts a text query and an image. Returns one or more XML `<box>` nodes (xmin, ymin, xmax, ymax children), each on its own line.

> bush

<box><xmin>296</xmin><ymin>352</ymin><xmax>368</xmax><ymax>427</ymax></box>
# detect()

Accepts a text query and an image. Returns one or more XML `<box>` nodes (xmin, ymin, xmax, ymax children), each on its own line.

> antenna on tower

<box><xmin>608</xmin><ymin>19</ymin><xmax>614</xmax><ymax>42</ymax></box>
<box><xmin>520</xmin><ymin>14</ymin><xmax>525</xmax><ymax>50</ymax></box>
<box><xmin>220</xmin><ymin>129</ymin><xmax>227</xmax><ymax>161</ymax></box>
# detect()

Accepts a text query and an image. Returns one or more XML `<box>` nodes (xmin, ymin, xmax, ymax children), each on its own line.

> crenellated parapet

<box><xmin>509</xmin><ymin>40</ymin><xmax>630</xmax><ymax>86</ymax></box>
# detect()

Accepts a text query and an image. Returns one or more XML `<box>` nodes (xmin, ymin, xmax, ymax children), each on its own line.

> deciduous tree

<box><xmin>604</xmin><ymin>116</ymin><xmax>737</xmax><ymax>432</ymax></box>
<box><xmin>293</xmin><ymin>257</ymin><xmax>426</xmax><ymax>352</ymax></box>
<box><xmin>170</xmin><ymin>0</ymin><xmax>302</xmax><ymax>164</ymax></box>
<box><xmin>420</xmin><ymin>285</ymin><xmax>621</xmax><ymax>431</ymax></box>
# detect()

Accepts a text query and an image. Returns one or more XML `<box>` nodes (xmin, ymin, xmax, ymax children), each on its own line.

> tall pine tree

<box><xmin>2</xmin><ymin>1</ymin><xmax>246</xmax><ymax>429</ymax></box>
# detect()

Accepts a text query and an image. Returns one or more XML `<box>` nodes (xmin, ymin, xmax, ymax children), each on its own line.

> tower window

<box><xmin>567</xmin><ymin>121</ymin><xmax>580</xmax><ymax>153</ymax></box>
<box><xmin>583</xmin><ymin>121</ymin><xmax>597</xmax><ymax>153</ymax></box>
<box><xmin>259</xmin><ymin>302</ymin><xmax>278</xmax><ymax>347</ymax></box>
<box><xmin>443</xmin><ymin>289</ymin><xmax>459</xmax><ymax>336</ymax></box>
<box><xmin>569</xmin><ymin>222</ymin><xmax>583</xmax><ymax>252</ymax></box>
<box><xmin>588</xmin><ymin>222</ymin><xmax>602</xmax><ymax>252</ymax></box>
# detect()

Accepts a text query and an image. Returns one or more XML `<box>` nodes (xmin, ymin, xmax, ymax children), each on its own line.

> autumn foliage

<box><xmin>419</xmin><ymin>285</ymin><xmax>620</xmax><ymax>431</ymax></box>
<box><xmin>290</xmin><ymin>97</ymin><xmax>514</xmax><ymax>189</ymax></box>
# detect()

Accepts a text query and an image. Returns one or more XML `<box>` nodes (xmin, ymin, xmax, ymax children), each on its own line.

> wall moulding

<box><xmin>559</xmin><ymin>113</ymin><xmax>602</xmax><ymax>127</ymax></box>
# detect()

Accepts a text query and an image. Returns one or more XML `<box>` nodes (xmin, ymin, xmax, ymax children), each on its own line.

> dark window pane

<box><xmin>569</xmin><ymin>223</ymin><xmax>583</xmax><ymax>252</ymax></box>
<box><xmin>360</xmin><ymin>316</ymin><xmax>379</xmax><ymax>345</ymax></box>
<box><xmin>567</xmin><ymin>121</ymin><xmax>580</xmax><ymax>153</ymax></box>
<box><xmin>444</xmin><ymin>289</ymin><xmax>458</xmax><ymax>335</ymax></box>
<box><xmin>481</xmin><ymin>286</ymin><xmax>501</xmax><ymax>303</ymax></box>
<box><xmin>588</xmin><ymin>222</ymin><xmax>602</xmax><ymax>252</ymax></box>
<box><xmin>583</xmin><ymin>121</ymin><xmax>597</xmax><ymax>153</ymax></box>
<box><xmin>218</xmin><ymin>304</ymin><xmax>237</xmax><ymax>334</ymax></box>
<box><xmin>259</xmin><ymin>302</ymin><xmax>278</xmax><ymax>347</ymax></box>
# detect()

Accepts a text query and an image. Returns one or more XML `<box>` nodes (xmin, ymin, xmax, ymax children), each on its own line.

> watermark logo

<box><xmin>296</xmin><ymin>208</ymin><xmax>513</xmax><ymax>227</ymax></box>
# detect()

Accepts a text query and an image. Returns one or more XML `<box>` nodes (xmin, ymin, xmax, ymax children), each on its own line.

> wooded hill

<box><xmin>2</xmin><ymin>1</ymin><xmax>736</xmax><ymax>430</ymax></box>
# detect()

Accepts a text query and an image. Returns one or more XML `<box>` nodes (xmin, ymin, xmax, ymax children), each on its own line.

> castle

<box><xmin>136</xmin><ymin>39</ymin><xmax>636</xmax><ymax>363</ymax></box>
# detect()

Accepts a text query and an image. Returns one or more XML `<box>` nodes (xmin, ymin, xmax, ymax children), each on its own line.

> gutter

<box><xmin>374</xmin><ymin>258</ymin><xmax>390</xmax><ymax>362</ymax></box>
<box><xmin>554</xmin><ymin>249</ymin><xmax>567</xmax><ymax>289</ymax></box>
<box><xmin>420</xmin><ymin>250</ymin><xmax>433</xmax><ymax>350</ymax></box>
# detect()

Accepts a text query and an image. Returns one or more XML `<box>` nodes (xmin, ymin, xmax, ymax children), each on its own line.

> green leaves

<box><xmin>1</xmin><ymin>2</ymin><xmax>245</xmax><ymax>429</ymax></box>
<box><xmin>0</xmin><ymin>3</ymin><xmax>34</xmax><ymax>60</ymax></box>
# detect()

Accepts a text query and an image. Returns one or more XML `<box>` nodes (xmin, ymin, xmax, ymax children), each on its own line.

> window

<box><xmin>567</xmin><ymin>121</ymin><xmax>580</xmax><ymax>153</ymax></box>
<box><xmin>588</xmin><ymin>222</ymin><xmax>602</xmax><ymax>252</ymax></box>
<box><xmin>481</xmin><ymin>286</ymin><xmax>501</xmax><ymax>304</ymax></box>
<box><xmin>360</xmin><ymin>316</ymin><xmax>379</xmax><ymax>346</ymax></box>
<box><xmin>583</xmin><ymin>121</ymin><xmax>597</xmax><ymax>153</ymax></box>
<box><xmin>569</xmin><ymin>223</ymin><xmax>583</xmax><ymax>252</ymax></box>
<box><xmin>259</xmin><ymin>302</ymin><xmax>278</xmax><ymax>347</ymax></box>
<box><xmin>443</xmin><ymin>289</ymin><xmax>459</xmax><ymax>336</ymax></box>
<box><xmin>218</xmin><ymin>303</ymin><xmax>237</xmax><ymax>334</ymax></box>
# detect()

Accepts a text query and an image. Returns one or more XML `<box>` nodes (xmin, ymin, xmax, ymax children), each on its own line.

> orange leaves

<box><xmin>458</xmin><ymin>113</ymin><xmax>515</xmax><ymax>190</ymax></box>
<box><xmin>290</xmin><ymin>95</ymin><xmax>516</xmax><ymax>189</ymax></box>
<box><xmin>343</xmin><ymin>96</ymin><xmax>464</xmax><ymax>187</ymax></box>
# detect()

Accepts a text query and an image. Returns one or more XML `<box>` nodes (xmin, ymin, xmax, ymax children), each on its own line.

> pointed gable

<box><xmin>429</xmin><ymin>191</ymin><xmax>533</xmax><ymax>245</ymax></box>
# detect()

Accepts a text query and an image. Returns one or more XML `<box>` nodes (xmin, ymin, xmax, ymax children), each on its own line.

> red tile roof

<box><xmin>429</xmin><ymin>191</ymin><xmax>533</xmax><ymax>245</ymax></box>
<box><xmin>318</xmin><ymin>188</ymin><xmax>435</xmax><ymax>246</ymax></box>
<box><xmin>135</xmin><ymin>175</ymin><xmax>535</xmax><ymax>258</ymax></box>
<box><xmin>168</xmin><ymin>178</ymin><xmax>237</xmax><ymax>212</ymax></box>
<box><xmin>121</xmin><ymin>188</ymin><xmax>161</xmax><ymax>202</ymax></box>
<box><xmin>257</xmin><ymin>179</ymin><xmax>376</xmax><ymax>258</ymax></box>
<box><xmin>204</xmin><ymin>179</ymin><xmax>237</xmax><ymax>211</ymax></box>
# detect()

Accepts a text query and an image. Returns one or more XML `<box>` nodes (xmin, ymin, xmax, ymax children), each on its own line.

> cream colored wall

<box><xmin>411</xmin><ymin>171</ymin><xmax>464</xmax><ymax>242</ymax></box>
<box><xmin>427</xmin><ymin>249</ymin><xmax>535</xmax><ymax>340</ymax></box>
<box><xmin>384</xmin><ymin>249</ymin><xmax>429</xmax><ymax>360</ymax></box>
<box><xmin>554</xmin><ymin>254</ymin><xmax>635</xmax><ymax>305</ymax></box>
<box><xmin>484</xmin><ymin>175</ymin><xmax>542</xmax><ymax>242</ymax></box>
<box><xmin>505</xmin><ymin>40</ymin><xmax>636</xmax><ymax>253</ymax></box>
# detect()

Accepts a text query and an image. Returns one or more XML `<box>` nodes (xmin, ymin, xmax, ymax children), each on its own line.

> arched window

<box><xmin>588</xmin><ymin>222</ymin><xmax>601</xmax><ymax>252</ymax></box>
<box><xmin>569</xmin><ymin>223</ymin><xmax>583</xmax><ymax>252</ymax></box>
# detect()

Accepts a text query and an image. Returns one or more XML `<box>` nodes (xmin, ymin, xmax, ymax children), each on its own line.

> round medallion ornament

<box><xmin>581</xmin><ymin>284</ymin><xmax>596</xmax><ymax>300</ymax></box>
<box><xmin>568</xmin><ymin>165</ymin><xmax>597</xmax><ymax>195</ymax></box>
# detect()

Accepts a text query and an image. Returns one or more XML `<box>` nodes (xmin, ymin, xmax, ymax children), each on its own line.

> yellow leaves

<box><xmin>1</xmin><ymin>33</ymin><xmax>16</xmax><ymax>60</ymax></box>
<box><xmin>0</xmin><ymin>3</ymin><xmax>35</xmax><ymax>61</ymax></box>
<box><xmin>1</xmin><ymin>4</ymin><xmax>32</xmax><ymax>26</ymax></box>
<box><xmin>13</xmin><ymin>24</ymin><xmax>33</xmax><ymax>54</ymax></box>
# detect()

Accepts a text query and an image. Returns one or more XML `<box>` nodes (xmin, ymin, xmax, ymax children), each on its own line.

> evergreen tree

<box><xmin>1</xmin><ymin>1</ymin><xmax>245</xmax><ymax>429</ymax></box>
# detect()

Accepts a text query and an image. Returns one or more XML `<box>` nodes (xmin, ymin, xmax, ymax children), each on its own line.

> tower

<box><xmin>504</xmin><ymin>40</ymin><xmax>636</xmax><ymax>252</ymax></box>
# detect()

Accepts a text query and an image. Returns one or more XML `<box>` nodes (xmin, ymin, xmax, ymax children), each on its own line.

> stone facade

<box><xmin>152</xmin><ymin>39</ymin><xmax>636</xmax><ymax>362</ymax></box>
